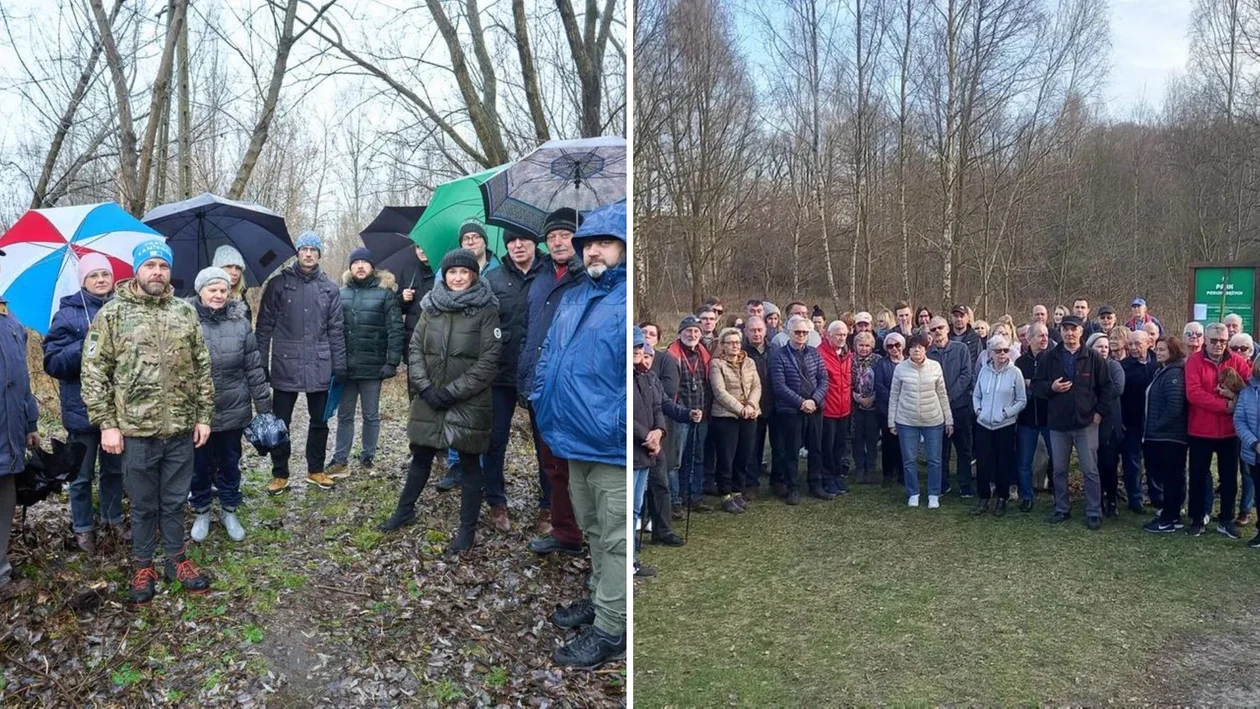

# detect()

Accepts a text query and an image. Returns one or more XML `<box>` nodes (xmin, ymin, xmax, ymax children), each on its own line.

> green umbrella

<box><xmin>409</xmin><ymin>166</ymin><xmax>508</xmax><ymax>262</ymax></box>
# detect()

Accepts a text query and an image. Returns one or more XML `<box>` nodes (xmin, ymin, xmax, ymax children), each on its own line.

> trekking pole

<box><xmin>684</xmin><ymin>420</ymin><xmax>698</xmax><ymax>543</ymax></box>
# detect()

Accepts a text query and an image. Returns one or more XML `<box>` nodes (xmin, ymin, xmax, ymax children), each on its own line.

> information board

<box><xmin>1190</xmin><ymin>265</ymin><xmax>1258</xmax><ymax>334</ymax></box>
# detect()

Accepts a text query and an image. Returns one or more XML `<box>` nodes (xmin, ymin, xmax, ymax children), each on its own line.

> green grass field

<box><xmin>634</xmin><ymin>481</ymin><xmax>1260</xmax><ymax>706</ymax></box>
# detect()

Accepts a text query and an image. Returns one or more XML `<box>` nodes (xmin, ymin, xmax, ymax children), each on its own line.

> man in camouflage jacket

<box><xmin>82</xmin><ymin>241</ymin><xmax>215</xmax><ymax>605</ymax></box>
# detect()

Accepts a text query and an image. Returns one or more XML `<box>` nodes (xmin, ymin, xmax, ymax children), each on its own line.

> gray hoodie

<box><xmin>972</xmin><ymin>359</ymin><xmax>1027</xmax><ymax>430</ymax></box>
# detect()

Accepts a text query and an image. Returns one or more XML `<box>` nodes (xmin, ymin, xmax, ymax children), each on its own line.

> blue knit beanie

<box><xmin>294</xmin><ymin>230</ymin><xmax>323</xmax><ymax>253</ymax></box>
<box><xmin>132</xmin><ymin>240</ymin><xmax>173</xmax><ymax>272</ymax></box>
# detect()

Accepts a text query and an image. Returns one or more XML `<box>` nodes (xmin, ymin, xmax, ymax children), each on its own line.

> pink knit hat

<box><xmin>78</xmin><ymin>253</ymin><xmax>113</xmax><ymax>284</ymax></box>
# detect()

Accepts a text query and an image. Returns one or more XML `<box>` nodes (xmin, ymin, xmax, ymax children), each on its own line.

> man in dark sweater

<box><xmin>1120</xmin><ymin>329</ymin><xmax>1158</xmax><ymax>513</ymax></box>
<box><xmin>742</xmin><ymin>316</ymin><xmax>774</xmax><ymax>496</ymax></box>
<box><xmin>1015</xmin><ymin>322</ymin><xmax>1054</xmax><ymax>512</ymax></box>
<box><xmin>1032</xmin><ymin>315</ymin><xmax>1112</xmax><ymax>530</ymax></box>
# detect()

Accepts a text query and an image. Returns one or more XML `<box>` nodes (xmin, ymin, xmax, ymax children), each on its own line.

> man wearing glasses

<box><xmin>927</xmin><ymin>316</ymin><xmax>975</xmax><ymax>497</ymax></box>
<box><xmin>1183</xmin><ymin>321</ymin><xmax>1205</xmax><ymax>355</ymax></box>
<box><xmin>768</xmin><ymin>316</ymin><xmax>828</xmax><ymax>505</ymax></box>
<box><xmin>1184</xmin><ymin>323</ymin><xmax>1252</xmax><ymax>539</ymax></box>
<box><xmin>1097</xmin><ymin>305</ymin><xmax>1117</xmax><ymax>334</ymax></box>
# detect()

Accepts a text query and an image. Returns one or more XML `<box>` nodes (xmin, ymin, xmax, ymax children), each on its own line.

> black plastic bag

<box><xmin>244</xmin><ymin>413</ymin><xmax>289</xmax><ymax>455</ymax></box>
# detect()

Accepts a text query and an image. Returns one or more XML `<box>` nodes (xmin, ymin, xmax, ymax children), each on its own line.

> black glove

<box><xmin>380</xmin><ymin>365</ymin><xmax>397</xmax><ymax>379</ymax></box>
<box><xmin>435</xmin><ymin>388</ymin><xmax>456</xmax><ymax>409</ymax></box>
<box><xmin>420</xmin><ymin>386</ymin><xmax>447</xmax><ymax>411</ymax></box>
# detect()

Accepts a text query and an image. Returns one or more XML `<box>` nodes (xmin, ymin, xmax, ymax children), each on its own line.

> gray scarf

<box><xmin>421</xmin><ymin>277</ymin><xmax>497</xmax><ymax>317</ymax></box>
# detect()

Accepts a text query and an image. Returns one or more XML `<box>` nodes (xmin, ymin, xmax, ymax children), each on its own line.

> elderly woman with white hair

<box><xmin>874</xmin><ymin>331</ymin><xmax>905</xmax><ymax>485</ymax></box>
<box><xmin>970</xmin><ymin>334</ymin><xmax>1026</xmax><ymax>515</ymax></box>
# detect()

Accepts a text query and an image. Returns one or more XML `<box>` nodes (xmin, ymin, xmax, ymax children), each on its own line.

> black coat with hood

<box><xmin>256</xmin><ymin>263</ymin><xmax>346</xmax><ymax>393</ymax></box>
<box><xmin>340</xmin><ymin>269</ymin><xmax>405</xmax><ymax>380</ymax></box>
<box><xmin>485</xmin><ymin>253</ymin><xmax>546</xmax><ymax>388</ymax></box>
<box><xmin>191</xmin><ymin>298</ymin><xmax>273</xmax><ymax>432</ymax></box>
<box><xmin>406</xmin><ymin>278</ymin><xmax>502</xmax><ymax>454</ymax></box>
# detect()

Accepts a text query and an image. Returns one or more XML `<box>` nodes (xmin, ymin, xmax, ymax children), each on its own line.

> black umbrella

<box><xmin>142</xmin><ymin>193</ymin><xmax>295</xmax><ymax>296</ymax></box>
<box><xmin>360</xmin><ymin>206</ymin><xmax>427</xmax><ymax>276</ymax></box>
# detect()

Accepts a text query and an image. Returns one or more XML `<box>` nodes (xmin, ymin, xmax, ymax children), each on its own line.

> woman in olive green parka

<box><xmin>378</xmin><ymin>249</ymin><xmax>501</xmax><ymax>554</ymax></box>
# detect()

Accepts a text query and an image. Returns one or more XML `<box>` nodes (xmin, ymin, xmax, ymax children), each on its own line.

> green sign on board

<box><xmin>1192</xmin><ymin>266</ymin><xmax>1256</xmax><ymax>334</ymax></box>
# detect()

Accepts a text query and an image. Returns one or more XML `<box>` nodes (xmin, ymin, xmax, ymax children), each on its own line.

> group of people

<box><xmin>634</xmin><ymin>295</ymin><xmax>1260</xmax><ymax>549</ymax></box>
<box><xmin>0</xmin><ymin>202</ymin><xmax>629</xmax><ymax>669</ymax></box>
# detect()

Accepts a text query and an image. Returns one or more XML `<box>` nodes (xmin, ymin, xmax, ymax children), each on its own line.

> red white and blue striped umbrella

<box><xmin>0</xmin><ymin>202</ymin><xmax>161</xmax><ymax>335</ymax></box>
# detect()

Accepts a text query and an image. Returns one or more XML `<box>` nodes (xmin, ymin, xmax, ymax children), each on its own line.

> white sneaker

<box><xmin>191</xmin><ymin>511</ymin><xmax>212</xmax><ymax>542</ymax></box>
<box><xmin>221</xmin><ymin>511</ymin><xmax>246</xmax><ymax>542</ymax></box>
<box><xmin>908</xmin><ymin>494</ymin><xmax>920</xmax><ymax>507</ymax></box>
<box><xmin>928</xmin><ymin>495</ymin><xmax>941</xmax><ymax>509</ymax></box>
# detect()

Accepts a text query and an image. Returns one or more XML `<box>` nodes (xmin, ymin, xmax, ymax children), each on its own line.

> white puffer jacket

<box><xmin>888</xmin><ymin>358</ymin><xmax>953</xmax><ymax>429</ymax></box>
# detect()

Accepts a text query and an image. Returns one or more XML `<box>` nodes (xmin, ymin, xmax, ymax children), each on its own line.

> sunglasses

<box><xmin>792</xmin><ymin>330</ymin><xmax>811</xmax><ymax>335</ymax></box>
<box><xmin>1210</xmin><ymin>338</ymin><xmax>1229</xmax><ymax>345</ymax></box>
<box><xmin>886</xmin><ymin>343</ymin><xmax>903</xmax><ymax>349</ymax></box>
<box><xmin>1185</xmin><ymin>332</ymin><xmax>1203</xmax><ymax>338</ymax></box>
<box><xmin>992</xmin><ymin>348</ymin><xmax>1010</xmax><ymax>354</ymax></box>
<box><xmin>1231</xmin><ymin>345</ymin><xmax>1250</xmax><ymax>353</ymax></box>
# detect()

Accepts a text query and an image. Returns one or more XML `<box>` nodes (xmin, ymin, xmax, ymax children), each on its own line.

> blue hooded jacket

<box><xmin>531</xmin><ymin>202</ymin><xmax>627</xmax><ymax>466</ymax></box>
<box><xmin>0</xmin><ymin>299</ymin><xmax>39</xmax><ymax>476</ymax></box>
<box><xmin>41</xmin><ymin>290</ymin><xmax>111</xmax><ymax>433</ymax></box>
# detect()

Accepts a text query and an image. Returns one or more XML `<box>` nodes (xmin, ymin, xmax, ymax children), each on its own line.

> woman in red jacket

<box><xmin>819</xmin><ymin>321</ymin><xmax>853</xmax><ymax>497</ymax></box>
<box><xmin>1184</xmin><ymin>322</ymin><xmax>1253</xmax><ymax>539</ymax></box>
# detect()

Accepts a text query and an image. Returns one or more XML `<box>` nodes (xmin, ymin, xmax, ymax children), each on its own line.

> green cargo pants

<box><xmin>567</xmin><ymin>460</ymin><xmax>627</xmax><ymax>636</ymax></box>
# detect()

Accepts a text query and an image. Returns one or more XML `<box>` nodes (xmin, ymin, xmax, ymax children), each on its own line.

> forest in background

<box><xmin>633</xmin><ymin>0</ymin><xmax>1256</xmax><ymax>323</ymax></box>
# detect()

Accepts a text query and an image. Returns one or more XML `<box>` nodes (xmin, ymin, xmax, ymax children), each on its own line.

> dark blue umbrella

<box><xmin>360</xmin><ymin>205</ymin><xmax>426</xmax><ymax>276</ymax></box>
<box><xmin>141</xmin><ymin>193</ymin><xmax>295</xmax><ymax>296</ymax></box>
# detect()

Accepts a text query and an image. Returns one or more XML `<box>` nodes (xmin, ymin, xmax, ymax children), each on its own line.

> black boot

<box><xmin>447</xmin><ymin>453</ymin><xmax>483</xmax><ymax>555</ymax></box>
<box><xmin>551</xmin><ymin>598</ymin><xmax>596</xmax><ymax>629</ymax></box>
<box><xmin>994</xmin><ymin>498</ymin><xmax>1007</xmax><ymax>517</ymax></box>
<box><xmin>552</xmin><ymin>626</ymin><xmax>626</xmax><ymax>669</ymax></box>
<box><xmin>435</xmin><ymin>462</ymin><xmax>462</xmax><ymax>492</ymax></box>
<box><xmin>969</xmin><ymin>499</ymin><xmax>990</xmax><ymax>516</ymax></box>
<box><xmin>380</xmin><ymin>449</ymin><xmax>432</xmax><ymax>532</ymax></box>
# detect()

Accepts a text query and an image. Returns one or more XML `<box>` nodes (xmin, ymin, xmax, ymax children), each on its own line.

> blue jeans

<box><xmin>1242</xmin><ymin>461</ymin><xmax>1255</xmax><ymax>514</ymax></box>
<box><xmin>1016</xmin><ymin>425</ymin><xmax>1053</xmax><ymax>502</ymax></box>
<box><xmin>190</xmin><ymin>429</ymin><xmax>245</xmax><ymax>512</ymax></box>
<box><xmin>68</xmin><ymin>430</ymin><xmax>124</xmax><ymax>534</ymax></box>
<box><xmin>898</xmin><ymin>424</ymin><xmax>943</xmax><ymax>497</ymax></box>
<box><xmin>671</xmin><ymin>421</ymin><xmax>708</xmax><ymax>503</ymax></box>
<box><xmin>1121</xmin><ymin>427</ymin><xmax>1145</xmax><ymax>506</ymax></box>
<box><xmin>332</xmin><ymin>378</ymin><xmax>382</xmax><ymax>465</ymax></box>
<box><xmin>633</xmin><ymin>467</ymin><xmax>649</xmax><ymax>552</ymax></box>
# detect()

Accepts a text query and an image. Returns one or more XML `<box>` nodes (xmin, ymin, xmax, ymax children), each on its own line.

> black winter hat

<box><xmin>503</xmin><ymin>228</ymin><xmax>537</xmax><ymax>245</ymax></box>
<box><xmin>459</xmin><ymin>219</ymin><xmax>487</xmax><ymax>242</ymax></box>
<box><xmin>542</xmin><ymin>208</ymin><xmax>583</xmax><ymax>236</ymax></box>
<box><xmin>440</xmin><ymin>248</ymin><xmax>481</xmax><ymax>277</ymax></box>
<box><xmin>349</xmin><ymin>247</ymin><xmax>375</xmax><ymax>267</ymax></box>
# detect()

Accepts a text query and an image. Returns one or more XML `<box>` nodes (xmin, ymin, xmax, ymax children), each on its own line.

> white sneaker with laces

<box><xmin>221</xmin><ymin>511</ymin><xmax>246</xmax><ymax>542</ymax></box>
<box><xmin>908</xmin><ymin>494</ymin><xmax>920</xmax><ymax>507</ymax></box>
<box><xmin>191</xmin><ymin>511</ymin><xmax>212</xmax><ymax>542</ymax></box>
<box><xmin>928</xmin><ymin>495</ymin><xmax>941</xmax><ymax>509</ymax></box>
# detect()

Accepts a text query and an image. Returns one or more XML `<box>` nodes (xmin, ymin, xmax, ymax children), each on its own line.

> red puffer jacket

<box><xmin>818</xmin><ymin>344</ymin><xmax>853</xmax><ymax>419</ymax></box>
<box><xmin>1185</xmin><ymin>350</ymin><xmax>1253</xmax><ymax>439</ymax></box>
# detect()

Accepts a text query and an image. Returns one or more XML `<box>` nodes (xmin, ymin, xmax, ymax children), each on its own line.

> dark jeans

<box><xmin>67</xmin><ymin>430</ymin><xmax>124</xmax><ymax>533</ymax></box>
<box><xmin>1189</xmin><ymin>436</ymin><xmax>1240</xmax><ymax>523</ymax></box>
<box><xmin>122</xmin><ymin>435</ymin><xmax>194</xmax><ymax>561</ymax></box>
<box><xmin>773</xmin><ymin>411</ymin><xmax>823</xmax><ymax>492</ymax></box>
<box><xmin>746</xmin><ymin>417</ymin><xmax>769</xmax><ymax>489</ymax></box>
<box><xmin>1149</xmin><ymin>441</ymin><xmax>1188</xmax><ymax>525</ymax></box>
<box><xmin>974</xmin><ymin>424</ymin><xmax>1016</xmax><ymax>500</ymax></box>
<box><xmin>1122</xmin><ymin>427</ymin><xmax>1149</xmax><ymax>506</ymax></box>
<box><xmin>530</xmin><ymin>406</ymin><xmax>580</xmax><ymax>545</ymax></box>
<box><xmin>881</xmin><ymin>424</ymin><xmax>903</xmax><ymax>483</ymax></box>
<box><xmin>703</xmin><ymin>429</ymin><xmax>717</xmax><ymax>490</ymax></box>
<box><xmin>190</xmin><ymin>429</ymin><xmax>244</xmax><ymax>512</ymax></box>
<box><xmin>673</xmin><ymin>421</ymin><xmax>709</xmax><ymax>503</ymax></box>
<box><xmin>822</xmin><ymin>415</ymin><xmax>850</xmax><ymax>485</ymax></box>
<box><xmin>646</xmin><ymin>452</ymin><xmax>676</xmax><ymax>540</ymax></box>
<box><xmin>394</xmin><ymin>444</ymin><xmax>483</xmax><ymax>532</ymax></box>
<box><xmin>710</xmin><ymin>417</ymin><xmax>755</xmax><ymax>495</ymax></box>
<box><xmin>1098</xmin><ymin>428</ymin><xmax>1121</xmax><ymax>506</ymax></box>
<box><xmin>332</xmin><ymin>378</ymin><xmax>382</xmax><ymax>465</ymax></box>
<box><xmin>942</xmin><ymin>405</ymin><xmax>974</xmax><ymax>493</ymax></box>
<box><xmin>485</xmin><ymin>385</ymin><xmax>550</xmax><ymax>509</ymax></box>
<box><xmin>851</xmin><ymin>408</ymin><xmax>880</xmax><ymax>482</ymax></box>
<box><xmin>271</xmin><ymin>389</ymin><xmax>330</xmax><ymax>478</ymax></box>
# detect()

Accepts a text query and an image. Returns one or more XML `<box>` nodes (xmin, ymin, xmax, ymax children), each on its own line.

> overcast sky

<box><xmin>1106</xmin><ymin>0</ymin><xmax>1191</xmax><ymax>113</ymax></box>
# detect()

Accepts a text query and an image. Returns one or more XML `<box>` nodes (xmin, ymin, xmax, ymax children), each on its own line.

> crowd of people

<box><xmin>0</xmin><ymin>202</ymin><xmax>628</xmax><ymax>670</ymax></box>
<box><xmin>634</xmin><ymin>295</ymin><xmax>1260</xmax><ymax>561</ymax></box>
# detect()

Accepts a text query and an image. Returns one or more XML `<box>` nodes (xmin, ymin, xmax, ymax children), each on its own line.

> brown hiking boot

<box><xmin>326</xmin><ymin>462</ymin><xmax>351</xmax><ymax>480</ymax></box>
<box><xmin>535</xmin><ymin>509</ymin><xmax>553</xmax><ymax>536</ymax></box>
<box><xmin>267</xmin><ymin>477</ymin><xmax>290</xmax><ymax>495</ymax></box>
<box><xmin>164</xmin><ymin>554</ymin><xmax>210</xmax><ymax>595</ymax></box>
<box><xmin>491</xmin><ymin>505</ymin><xmax>511</xmax><ymax>532</ymax></box>
<box><xmin>306</xmin><ymin>472</ymin><xmax>336</xmax><ymax>489</ymax></box>
<box><xmin>74</xmin><ymin>531</ymin><xmax>96</xmax><ymax>554</ymax></box>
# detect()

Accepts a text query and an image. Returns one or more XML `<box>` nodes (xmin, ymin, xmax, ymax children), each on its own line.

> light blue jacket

<box><xmin>972</xmin><ymin>360</ymin><xmax>1027</xmax><ymax>431</ymax></box>
<box><xmin>1234</xmin><ymin>381</ymin><xmax>1260</xmax><ymax>466</ymax></box>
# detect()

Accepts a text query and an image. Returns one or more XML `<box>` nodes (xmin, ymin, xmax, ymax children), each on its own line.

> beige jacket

<box><xmin>887</xmin><ymin>358</ymin><xmax>953</xmax><ymax>429</ymax></box>
<box><xmin>709</xmin><ymin>354</ymin><xmax>762</xmax><ymax>418</ymax></box>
